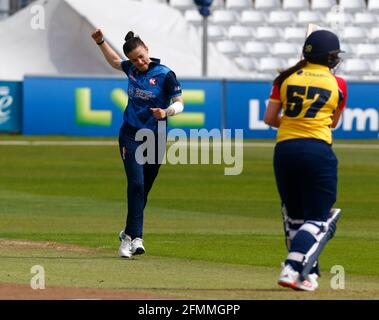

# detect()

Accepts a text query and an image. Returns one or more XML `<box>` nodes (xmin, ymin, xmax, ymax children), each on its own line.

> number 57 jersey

<box><xmin>269</xmin><ymin>63</ymin><xmax>347</xmax><ymax>144</ymax></box>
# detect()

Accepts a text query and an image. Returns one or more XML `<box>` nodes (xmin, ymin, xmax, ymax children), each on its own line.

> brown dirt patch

<box><xmin>0</xmin><ymin>283</ymin><xmax>167</xmax><ymax>300</ymax></box>
<box><xmin>0</xmin><ymin>238</ymin><xmax>97</xmax><ymax>254</ymax></box>
<box><xmin>0</xmin><ymin>239</ymin><xmax>171</xmax><ymax>300</ymax></box>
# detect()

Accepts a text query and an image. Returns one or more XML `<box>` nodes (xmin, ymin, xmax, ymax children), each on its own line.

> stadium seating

<box><xmin>288</xmin><ymin>57</ymin><xmax>300</xmax><ymax>66</ymax></box>
<box><xmin>297</xmin><ymin>10</ymin><xmax>324</xmax><ymax>26</ymax></box>
<box><xmin>356</xmin><ymin>44</ymin><xmax>379</xmax><ymax>58</ymax></box>
<box><xmin>370</xmin><ymin>27</ymin><xmax>379</xmax><ymax>41</ymax></box>
<box><xmin>174</xmin><ymin>0</ymin><xmax>379</xmax><ymax>80</ymax></box>
<box><xmin>339</xmin><ymin>59</ymin><xmax>371</xmax><ymax>75</ymax></box>
<box><xmin>211</xmin><ymin>0</ymin><xmax>226</xmax><ymax>9</ymax></box>
<box><xmin>372</xmin><ymin>59</ymin><xmax>379</xmax><ymax>74</ymax></box>
<box><xmin>255</xmin><ymin>0</ymin><xmax>281</xmax><ymax>11</ymax></box>
<box><xmin>210</xmin><ymin>9</ymin><xmax>239</xmax><ymax>25</ymax></box>
<box><xmin>368</xmin><ymin>0</ymin><xmax>379</xmax><ymax>12</ymax></box>
<box><xmin>239</xmin><ymin>10</ymin><xmax>267</xmax><ymax>26</ymax></box>
<box><xmin>339</xmin><ymin>0</ymin><xmax>366</xmax><ymax>13</ymax></box>
<box><xmin>268</xmin><ymin>10</ymin><xmax>297</xmax><ymax>26</ymax></box>
<box><xmin>341</xmin><ymin>27</ymin><xmax>368</xmax><ymax>43</ymax></box>
<box><xmin>228</xmin><ymin>25</ymin><xmax>253</xmax><ymax>40</ymax></box>
<box><xmin>325</xmin><ymin>11</ymin><xmax>354</xmax><ymax>27</ymax></box>
<box><xmin>225</xmin><ymin>0</ymin><xmax>253</xmax><ymax>11</ymax></box>
<box><xmin>282</xmin><ymin>0</ymin><xmax>309</xmax><ymax>12</ymax></box>
<box><xmin>362</xmin><ymin>75</ymin><xmax>379</xmax><ymax>81</ymax></box>
<box><xmin>270</xmin><ymin>42</ymin><xmax>300</xmax><ymax>58</ymax></box>
<box><xmin>310</xmin><ymin>0</ymin><xmax>337</xmax><ymax>12</ymax></box>
<box><xmin>243</xmin><ymin>41</ymin><xmax>269</xmax><ymax>57</ymax></box>
<box><xmin>216</xmin><ymin>40</ymin><xmax>242</xmax><ymax>56</ymax></box>
<box><xmin>255</xmin><ymin>26</ymin><xmax>282</xmax><ymax>41</ymax></box>
<box><xmin>283</xmin><ymin>27</ymin><xmax>308</xmax><ymax>42</ymax></box>
<box><xmin>259</xmin><ymin>57</ymin><xmax>287</xmax><ymax>73</ymax></box>
<box><xmin>207</xmin><ymin>25</ymin><xmax>227</xmax><ymax>40</ymax></box>
<box><xmin>234</xmin><ymin>56</ymin><xmax>258</xmax><ymax>71</ymax></box>
<box><xmin>340</xmin><ymin>43</ymin><xmax>354</xmax><ymax>58</ymax></box>
<box><xmin>170</xmin><ymin>0</ymin><xmax>194</xmax><ymax>11</ymax></box>
<box><xmin>5</xmin><ymin>0</ymin><xmax>379</xmax><ymax>80</ymax></box>
<box><xmin>354</xmin><ymin>12</ymin><xmax>378</xmax><ymax>27</ymax></box>
<box><xmin>142</xmin><ymin>0</ymin><xmax>167</xmax><ymax>3</ymax></box>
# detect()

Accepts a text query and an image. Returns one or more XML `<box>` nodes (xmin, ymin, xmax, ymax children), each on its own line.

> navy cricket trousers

<box><xmin>274</xmin><ymin>138</ymin><xmax>338</xmax><ymax>223</ymax></box>
<box><xmin>118</xmin><ymin>123</ymin><xmax>162</xmax><ymax>239</ymax></box>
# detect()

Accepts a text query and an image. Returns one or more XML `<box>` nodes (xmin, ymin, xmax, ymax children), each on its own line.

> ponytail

<box><xmin>123</xmin><ymin>31</ymin><xmax>147</xmax><ymax>56</ymax></box>
<box><xmin>273</xmin><ymin>59</ymin><xmax>308</xmax><ymax>88</ymax></box>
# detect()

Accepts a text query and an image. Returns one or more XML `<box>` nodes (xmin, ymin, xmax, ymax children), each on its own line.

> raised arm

<box><xmin>91</xmin><ymin>29</ymin><xmax>122</xmax><ymax>71</ymax></box>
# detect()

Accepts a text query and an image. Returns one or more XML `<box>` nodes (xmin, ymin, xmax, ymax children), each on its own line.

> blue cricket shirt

<box><xmin>121</xmin><ymin>58</ymin><xmax>182</xmax><ymax>132</ymax></box>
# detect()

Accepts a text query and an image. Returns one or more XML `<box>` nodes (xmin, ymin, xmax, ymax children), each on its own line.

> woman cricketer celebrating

<box><xmin>264</xmin><ymin>30</ymin><xmax>347</xmax><ymax>291</ymax></box>
<box><xmin>92</xmin><ymin>29</ymin><xmax>184</xmax><ymax>258</ymax></box>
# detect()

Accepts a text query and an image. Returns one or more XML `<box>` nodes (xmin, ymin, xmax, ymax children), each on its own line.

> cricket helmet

<box><xmin>303</xmin><ymin>30</ymin><xmax>343</xmax><ymax>68</ymax></box>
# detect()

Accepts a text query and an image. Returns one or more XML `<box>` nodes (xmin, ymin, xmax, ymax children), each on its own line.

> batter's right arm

<box><xmin>264</xmin><ymin>100</ymin><xmax>282</xmax><ymax>128</ymax></box>
<box><xmin>91</xmin><ymin>29</ymin><xmax>122</xmax><ymax>70</ymax></box>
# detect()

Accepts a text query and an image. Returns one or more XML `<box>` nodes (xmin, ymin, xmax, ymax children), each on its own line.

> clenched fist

<box><xmin>91</xmin><ymin>29</ymin><xmax>104</xmax><ymax>44</ymax></box>
<box><xmin>150</xmin><ymin>108</ymin><xmax>166</xmax><ymax>120</ymax></box>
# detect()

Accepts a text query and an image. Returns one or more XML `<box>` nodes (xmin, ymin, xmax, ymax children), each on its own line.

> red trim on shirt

<box><xmin>269</xmin><ymin>84</ymin><xmax>280</xmax><ymax>101</ymax></box>
<box><xmin>334</xmin><ymin>75</ymin><xmax>347</xmax><ymax>111</ymax></box>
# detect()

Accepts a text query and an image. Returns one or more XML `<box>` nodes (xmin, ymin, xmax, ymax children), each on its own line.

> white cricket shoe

<box><xmin>118</xmin><ymin>231</ymin><xmax>132</xmax><ymax>258</ymax></box>
<box><xmin>278</xmin><ymin>264</ymin><xmax>319</xmax><ymax>291</ymax></box>
<box><xmin>131</xmin><ymin>237</ymin><xmax>145</xmax><ymax>255</ymax></box>
<box><xmin>278</xmin><ymin>264</ymin><xmax>299</xmax><ymax>289</ymax></box>
<box><xmin>294</xmin><ymin>273</ymin><xmax>319</xmax><ymax>292</ymax></box>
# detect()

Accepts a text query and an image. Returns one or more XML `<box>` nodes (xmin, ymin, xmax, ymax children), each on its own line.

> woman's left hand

<box><xmin>150</xmin><ymin>108</ymin><xmax>166</xmax><ymax>120</ymax></box>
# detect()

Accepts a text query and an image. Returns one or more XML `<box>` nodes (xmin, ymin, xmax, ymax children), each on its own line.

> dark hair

<box><xmin>123</xmin><ymin>31</ymin><xmax>147</xmax><ymax>56</ymax></box>
<box><xmin>273</xmin><ymin>54</ymin><xmax>342</xmax><ymax>88</ymax></box>
<box><xmin>273</xmin><ymin>59</ymin><xmax>308</xmax><ymax>87</ymax></box>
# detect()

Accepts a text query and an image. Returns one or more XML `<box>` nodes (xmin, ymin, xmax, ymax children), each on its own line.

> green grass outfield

<box><xmin>0</xmin><ymin>136</ymin><xmax>378</xmax><ymax>299</ymax></box>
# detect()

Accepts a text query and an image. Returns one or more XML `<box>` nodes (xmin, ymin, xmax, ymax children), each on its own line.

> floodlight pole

<box><xmin>202</xmin><ymin>15</ymin><xmax>208</xmax><ymax>77</ymax></box>
<box><xmin>195</xmin><ymin>0</ymin><xmax>212</xmax><ymax>77</ymax></box>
